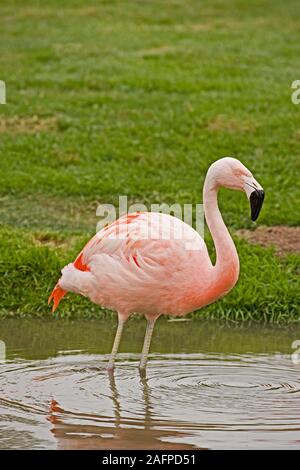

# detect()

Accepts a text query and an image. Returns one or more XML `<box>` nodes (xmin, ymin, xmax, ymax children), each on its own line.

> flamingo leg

<box><xmin>139</xmin><ymin>319</ymin><xmax>157</xmax><ymax>370</ymax></box>
<box><xmin>107</xmin><ymin>319</ymin><xmax>126</xmax><ymax>371</ymax></box>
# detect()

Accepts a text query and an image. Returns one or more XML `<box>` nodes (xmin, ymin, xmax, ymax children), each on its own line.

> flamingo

<box><xmin>48</xmin><ymin>157</ymin><xmax>264</xmax><ymax>370</ymax></box>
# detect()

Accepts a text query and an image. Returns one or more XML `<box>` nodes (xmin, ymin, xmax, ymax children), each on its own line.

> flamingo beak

<box><xmin>250</xmin><ymin>189</ymin><xmax>265</xmax><ymax>221</ymax></box>
<box><xmin>244</xmin><ymin>179</ymin><xmax>265</xmax><ymax>221</ymax></box>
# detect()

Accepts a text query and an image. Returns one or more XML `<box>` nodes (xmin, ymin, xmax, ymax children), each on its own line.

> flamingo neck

<box><xmin>203</xmin><ymin>175</ymin><xmax>240</xmax><ymax>299</ymax></box>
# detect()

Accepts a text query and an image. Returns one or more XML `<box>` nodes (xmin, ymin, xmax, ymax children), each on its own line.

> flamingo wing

<box><xmin>49</xmin><ymin>212</ymin><xmax>206</xmax><ymax>313</ymax></box>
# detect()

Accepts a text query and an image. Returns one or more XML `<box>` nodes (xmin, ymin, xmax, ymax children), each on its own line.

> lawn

<box><xmin>0</xmin><ymin>0</ymin><xmax>299</xmax><ymax>322</ymax></box>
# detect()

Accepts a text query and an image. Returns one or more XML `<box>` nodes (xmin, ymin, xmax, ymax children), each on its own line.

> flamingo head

<box><xmin>208</xmin><ymin>157</ymin><xmax>265</xmax><ymax>221</ymax></box>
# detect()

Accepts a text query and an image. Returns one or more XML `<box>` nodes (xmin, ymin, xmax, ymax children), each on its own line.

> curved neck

<box><xmin>203</xmin><ymin>175</ymin><xmax>239</xmax><ymax>296</ymax></box>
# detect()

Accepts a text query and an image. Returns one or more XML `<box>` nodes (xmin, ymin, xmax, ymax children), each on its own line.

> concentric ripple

<box><xmin>0</xmin><ymin>352</ymin><xmax>300</xmax><ymax>449</ymax></box>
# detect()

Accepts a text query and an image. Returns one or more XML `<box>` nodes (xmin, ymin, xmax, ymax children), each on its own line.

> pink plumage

<box><xmin>49</xmin><ymin>157</ymin><xmax>264</xmax><ymax>370</ymax></box>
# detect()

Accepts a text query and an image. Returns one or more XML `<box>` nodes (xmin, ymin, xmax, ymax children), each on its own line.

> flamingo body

<box><xmin>49</xmin><ymin>157</ymin><xmax>264</xmax><ymax>369</ymax></box>
<box><xmin>53</xmin><ymin>212</ymin><xmax>232</xmax><ymax>321</ymax></box>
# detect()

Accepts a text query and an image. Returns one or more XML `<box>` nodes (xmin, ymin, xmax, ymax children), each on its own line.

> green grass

<box><xmin>0</xmin><ymin>0</ymin><xmax>299</xmax><ymax>322</ymax></box>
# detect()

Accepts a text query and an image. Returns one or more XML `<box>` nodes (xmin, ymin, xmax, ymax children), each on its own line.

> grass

<box><xmin>0</xmin><ymin>0</ymin><xmax>299</xmax><ymax>322</ymax></box>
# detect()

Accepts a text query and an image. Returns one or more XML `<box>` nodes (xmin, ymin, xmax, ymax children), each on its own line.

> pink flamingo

<box><xmin>49</xmin><ymin>157</ymin><xmax>264</xmax><ymax>370</ymax></box>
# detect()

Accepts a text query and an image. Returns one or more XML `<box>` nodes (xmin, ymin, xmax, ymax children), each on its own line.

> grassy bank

<box><xmin>0</xmin><ymin>0</ymin><xmax>299</xmax><ymax>322</ymax></box>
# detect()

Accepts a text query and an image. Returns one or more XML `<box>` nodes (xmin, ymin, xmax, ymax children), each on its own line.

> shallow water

<box><xmin>0</xmin><ymin>318</ymin><xmax>300</xmax><ymax>449</ymax></box>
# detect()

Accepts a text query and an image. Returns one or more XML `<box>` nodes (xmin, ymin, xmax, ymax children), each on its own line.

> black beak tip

<box><xmin>250</xmin><ymin>189</ymin><xmax>265</xmax><ymax>221</ymax></box>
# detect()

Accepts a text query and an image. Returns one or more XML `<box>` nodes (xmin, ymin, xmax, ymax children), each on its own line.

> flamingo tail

<box><xmin>48</xmin><ymin>284</ymin><xmax>66</xmax><ymax>313</ymax></box>
<box><xmin>48</xmin><ymin>252</ymin><xmax>88</xmax><ymax>313</ymax></box>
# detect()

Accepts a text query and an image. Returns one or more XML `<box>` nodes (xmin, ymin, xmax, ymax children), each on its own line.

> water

<box><xmin>0</xmin><ymin>318</ymin><xmax>300</xmax><ymax>449</ymax></box>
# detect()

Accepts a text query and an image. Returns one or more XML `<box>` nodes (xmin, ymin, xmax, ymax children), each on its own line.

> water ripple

<box><xmin>0</xmin><ymin>353</ymin><xmax>300</xmax><ymax>449</ymax></box>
